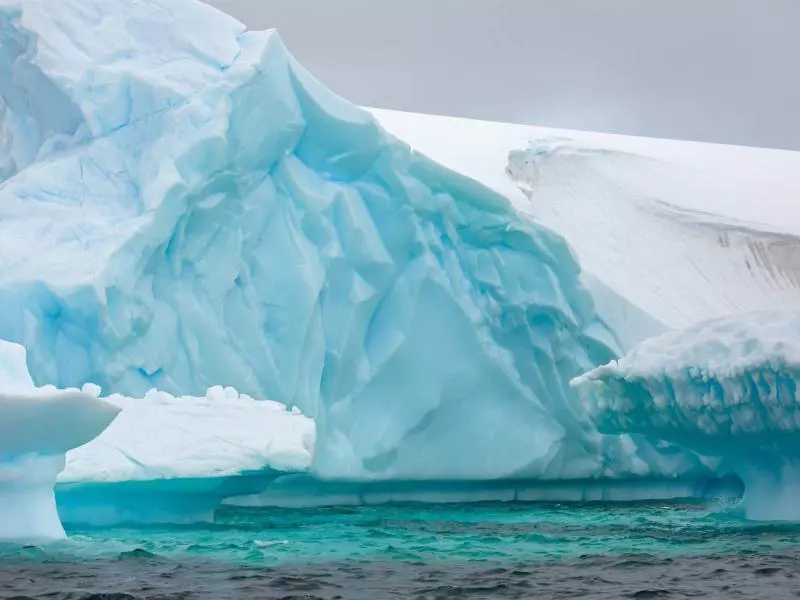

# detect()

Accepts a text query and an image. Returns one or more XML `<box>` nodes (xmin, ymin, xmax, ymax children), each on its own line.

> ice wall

<box><xmin>0</xmin><ymin>0</ymin><xmax>706</xmax><ymax>484</ymax></box>
<box><xmin>0</xmin><ymin>340</ymin><xmax>119</xmax><ymax>540</ymax></box>
<box><xmin>574</xmin><ymin>311</ymin><xmax>800</xmax><ymax>520</ymax></box>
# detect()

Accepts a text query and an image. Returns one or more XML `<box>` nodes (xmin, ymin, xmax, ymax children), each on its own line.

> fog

<box><xmin>207</xmin><ymin>0</ymin><xmax>800</xmax><ymax>150</ymax></box>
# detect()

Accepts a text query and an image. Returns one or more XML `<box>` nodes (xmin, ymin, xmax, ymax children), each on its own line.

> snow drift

<box><xmin>574</xmin><ymin>311</ymin><xmax>800</xmax><ymax>520</ymax></box>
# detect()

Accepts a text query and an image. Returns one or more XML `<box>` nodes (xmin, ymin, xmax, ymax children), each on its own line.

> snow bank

<box><xmin>0</xmin><ymin>0</ymin><xmax>688</xmax><ymax>484</ymax></box>
<box><xmin>573</xmin><ymin>311</ymin><xmax>800</xmax><ymax>520</ymax></box>
<box><xmin>0</xmin><ymin>341</ymin><xmax>118</xmax><ymax>540</ymax></box>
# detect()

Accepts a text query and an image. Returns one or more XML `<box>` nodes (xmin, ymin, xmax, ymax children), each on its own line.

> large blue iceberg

<box><xmin>574</xmin><ymin>310</ymin><xmax>800</xmax><ymax>520</ymax></box>
<box><xmin>0</xmin><ymin>0</ymin><xmax>721</xmax><ymax>490</ymax></box>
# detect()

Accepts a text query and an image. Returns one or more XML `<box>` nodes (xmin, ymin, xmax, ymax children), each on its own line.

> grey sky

<box><xmin>208</xmin><ymin>0</ymin><xmax>800</xmax><ymax>150</ymax></box>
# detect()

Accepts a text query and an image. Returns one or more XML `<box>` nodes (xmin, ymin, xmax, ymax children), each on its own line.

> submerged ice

<box><xmin>574</xmin><ymin>311</ymin><xmax>800</xmax><ymax>520</ymax></box>
<box><xmin>0</xmin><ymin>340</ymin><xmax>118</xmax><ymax>540</ymax></box>
<box><xmin>0</xmin><ymin>0</ymin><xmax>712</xmax><ymax>486</ymax></box>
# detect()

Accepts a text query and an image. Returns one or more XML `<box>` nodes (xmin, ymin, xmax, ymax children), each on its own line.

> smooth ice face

<box><xmin>0</xmin><ymin>454</ymin><xmax>67</xmax><ymax>541</ymax></box>
<box><xmin>574</xmin><ymin>311</ymin><xmax>800</xmax><ymax>520</ymax></box>
<box><xmin>0</xmin><ymin>390</ymin><xmax>121</xmax><ymax>458</ymax></box>
<box><xmin>0</xmin><ymin>0</ymin><xmax>703</xmax><ymax>484</ymax></box>
<box><xmin>0</xmin><ymin>340</ymin><xmax>119</xmax><ymax>540</ymax></box>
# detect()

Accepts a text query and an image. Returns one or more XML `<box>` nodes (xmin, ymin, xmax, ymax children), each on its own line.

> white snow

<box><xmin>0</xmin><ymin>340</ymin><xmax>119</xmax><ymax>540</ymax></box>
<box><xmin>61</xmin><ymin>385</ymin><xmax>315</xmax><ymax>484</ymax></box>
<box><xmin>573</xmin><ymin>310</ymin><xmax>800</xmax><ymax>520</ymax></box>
<box><xmin>575</xmin><ymin>310</ymin><xmax>800</xmax><ymax>385</ymax></box>
<box><xmin>370</xmin><ymin>109</ymin><xmax>800</xmax><ymax>343</ymax></box>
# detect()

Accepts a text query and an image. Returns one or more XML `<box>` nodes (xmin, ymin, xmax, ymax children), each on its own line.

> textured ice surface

<box><xmin>0</xmin><ymin>0</ymin><xmax>704</xmax><ymax>485</ymax></box>
<box><xmin>574</xmin><ymin>311</ymin><xmax>800</xmax><ymax>520</ymax></box>
<box><xmin>371</xmin><ymin>109</ymin><xmax>800</xmax><ymax>348</ymax></box>
<box><xmin>62</xmin><ymin>385</ymin><xmax>314</xmax><ymax>484</ymax></box>
<box><xmin>0</xmin><ymin>340</ymin><xmax>118</xmax><ymax>540</ymax></box>
<box><xmin>56</xmin><ymin>385</ymin><xmax>313</xmax><ymax>525</ymax></box>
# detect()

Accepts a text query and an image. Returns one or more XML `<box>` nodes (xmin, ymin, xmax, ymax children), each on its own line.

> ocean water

<box><xmin>2</xmin><ymin>501</ymin><xmax>800</xmax><ymax>599</ymax></box>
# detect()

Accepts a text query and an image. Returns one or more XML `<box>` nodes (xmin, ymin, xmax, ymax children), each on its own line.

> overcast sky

<box><xmin>208</xmin><ymin>0</ymin><xmax>799</xmax><ymax>151</ymax></box>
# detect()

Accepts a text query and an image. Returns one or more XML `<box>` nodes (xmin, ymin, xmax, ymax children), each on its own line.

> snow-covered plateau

<box><xmin>0</xmin><ymin>0</ymin><xmax>798</xmax><ymax>533</ymax></box>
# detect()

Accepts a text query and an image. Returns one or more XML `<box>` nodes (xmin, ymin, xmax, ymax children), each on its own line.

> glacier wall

<box><xmin>0</xmin><ymin>340</ymin><xmax>119</xmax><ymax>540</ymax></box>
<box><xmin>574</xmin><ymin>310</ymin><xmax>800</xmax><ymax>520</ymax></box>
<box><xmin>0</xmin><ymin>0</ymin><xmax>716</xmax><ymax>485</ymax></box>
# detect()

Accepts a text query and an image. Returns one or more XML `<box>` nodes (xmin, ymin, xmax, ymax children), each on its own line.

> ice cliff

<box><xmin>0</xmin><ymin>340</ymin><xmax>118</xmax><ymax>540</ymax></box>
<box><xmin>574</xmin><ymin>311</ymin><xmax>800</xmax><ymax>520</ymax></box>
<box><xmin>0</xmin><ymin>0</ymin><xmax>703</xmax><ymax>485</ymax></box>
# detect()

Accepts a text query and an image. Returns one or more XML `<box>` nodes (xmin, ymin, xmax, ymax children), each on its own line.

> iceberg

<box><xmin>371</xmin><ymin>109</ymin><xmax>800</xmax><ymax>349</ymax></box>
<box><xmin>55</xmin><ymin>382</ymin><xmax>729</xmax><ymax>524</ymax></box>
<box><xmin>0</xmin><ymin>340</ymin><xmax>118</xmax><ymax>540</ymax></box>
<box><xmin>573</xmin><ymin>311</ymin><xmax>800</xmax><ymax>520</ymax></box>
<box><xmin>58</xmin><ymin>384</ymin><xmax>314</xmax><ymax>524</ymax></box>
<box><xmin>0</xmin><ymin>0</ymin><xmax>707</xmax><ymax>487</ymax></box>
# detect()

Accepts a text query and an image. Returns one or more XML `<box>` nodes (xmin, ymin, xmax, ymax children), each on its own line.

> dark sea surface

<box><xmin>2</xmin><ymin>501</ymin><xmax>800</xmax><ymax>599</ymax></box>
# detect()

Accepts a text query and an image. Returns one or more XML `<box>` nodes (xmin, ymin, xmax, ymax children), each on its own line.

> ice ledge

<box><xmin>56</xmin><ymin>473</ymin><xmax>743</xmax><ymax>526</ymax></box>
<box><xmin>0</xmin><ymin>390</ymin><xmax>119</xmax><ymax>541</ymax></box>
<box><xmin>223</xmin><ymin>474</ymin><xmax>743</xmax><ymax>509</ymax></box>
<box><xmin>574</xmin><ymin>310</ymin><xmax>800</xmax><ymax>521</ymax></box>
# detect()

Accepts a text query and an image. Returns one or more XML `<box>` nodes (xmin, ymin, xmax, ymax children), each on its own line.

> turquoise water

<box><xmin>5</xmin><ymin>500</ymin><xmax>795</xmax><ymax>565</ymax></box>
<box><xmin>5</xmin><ymin>501</ymin><xmax>800</xmax><ymax>598</ymax></box>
